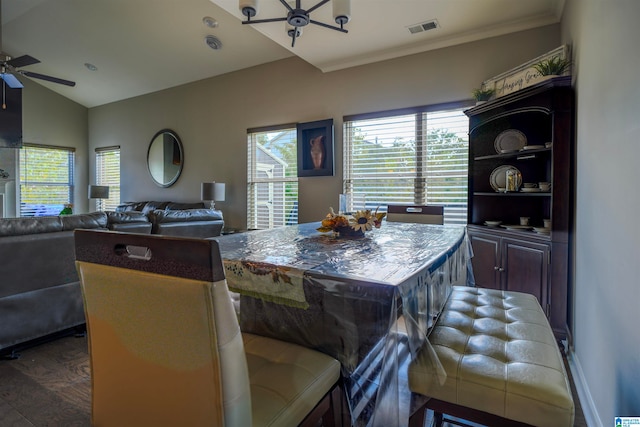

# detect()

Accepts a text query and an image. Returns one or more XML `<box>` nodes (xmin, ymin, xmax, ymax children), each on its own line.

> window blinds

<box><xmin>95</xmin><ymin>146</ymin><xmax>120</xmax><ymax>211</ymax></box>
<box><xmin>247</xmin><ymin>125</ymin><xmax>299</xmax><ymax>229</ymax></box>
<box><xmin>343</xmin><ymin>103</ymin><xmax>470</xmax><ymax>224</ymax></box>
<box><xmin>19</xmin><ymin>144</ymin><xmax>75</xmax><ymax>217</ymax></box>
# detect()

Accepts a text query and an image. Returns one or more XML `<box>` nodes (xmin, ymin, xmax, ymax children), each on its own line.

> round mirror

<box><xmin>147</xmin><ymin>129</ymin><xmax>183</xmax><ymax>187</ymax></box>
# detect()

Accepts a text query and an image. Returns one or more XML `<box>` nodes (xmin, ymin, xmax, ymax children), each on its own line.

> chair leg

<box><xmin>300</xmin><ymin>381</ymin><xmax>348</xmax><ymax>427</ymax></box>
<box><xmin>321</xmin><ymin>386</ymin><xmax>338</xmax><ymax>427</ymax></box>
<box><xmin>408</xmin><ymin>391</ymin><xmax>432</xmax><ymax>427</ymax></box>
<box><xmin>326</xmin><ymin>380</ymin><xmax>350</xmax><ymax>427</ymax></box>
<box><xmin>433</xmin><ymin>411</ymin><xmax>444</xmax><ymax>427</ymax></box>
<box><xmin>408</xmin><ymin>401</ymin><xmax>427</xmax><ymax>427</ymax></box>
<box><xmin>409</xmin><ymin>406</ymin><xmax>427</xmax><ymax>427</ymax></box>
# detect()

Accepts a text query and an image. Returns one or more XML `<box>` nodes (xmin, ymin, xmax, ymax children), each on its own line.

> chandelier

<box><xmin>239</xmin><ymin>0</ymin><xmax>351</xmax><ymax>47</ymax></box>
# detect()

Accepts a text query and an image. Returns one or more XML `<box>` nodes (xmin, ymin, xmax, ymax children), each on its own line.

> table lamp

<box><xmin>201</xmin><ymin>182</ymin><xmax>225</xmax><ymax>209</ymax></box>
<box><xmin>88</xmin><ymin>185</ymin><xmax>110</xmax><ymax>211</ymax></box>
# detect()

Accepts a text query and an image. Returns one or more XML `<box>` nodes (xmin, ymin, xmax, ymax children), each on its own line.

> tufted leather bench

<box><xmin>408</xmin><ymin>286</ymin><xmax>574</xmax><ymax>427</ymax></box>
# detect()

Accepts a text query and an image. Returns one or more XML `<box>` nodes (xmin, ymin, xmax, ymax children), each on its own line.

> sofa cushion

<box><xmin>140</xmin><ymin>201</ymin><xmax>170</xmax><ymax>214</ymax></box>
<box><xmin>166</xmin><ymin>202</ymin><xmax>205</xmax><ymax>210</ymax></box>
<box><xmin>0</xmin><ymin>216</ymin><xmax>63</xmax><ymax>237</ymax></box>
<box><xmin>148</xmin><ymin>209</ymin><xmax>224</xmax><ymax>238</ymax></box>
<box><xmin>106</xmin><ymin>211</ymin><xmax>152</xmax><ymax>234</ymax></box>
<box><xmin>61</xmin><ymin>212</ymin><xmax>107</xmax><ymax>231</ymax></box>
<box><xmin>115</xmin><ymin>201</ymin><xmax>170</xmax><ymax>213</ymax></box>
<box><xmin>114</xmin><ymin>201</ymin><xmax>147</xmax><ymax>212</ymax></box>
<box><xmin>107</xmin><ymin>211</ymin><xmax>149</xmax><ymax>224</ymax></box>
<box><xmin>148</xmin><ymin>208</ymin><xmax>223</xmax><ymax>224</ymax></box>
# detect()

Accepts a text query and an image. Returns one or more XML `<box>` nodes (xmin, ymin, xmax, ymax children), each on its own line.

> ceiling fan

<box><xmin>0</xmin><ymin>0</ymin><xmax>75</xmax><ymax>89</ymax></box>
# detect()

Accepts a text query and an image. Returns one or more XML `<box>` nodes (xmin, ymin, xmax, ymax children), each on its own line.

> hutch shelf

<box><xmin>465</xmin><ymin>76</ymin><xmax>574</xmax><ymax>339</ymax></box>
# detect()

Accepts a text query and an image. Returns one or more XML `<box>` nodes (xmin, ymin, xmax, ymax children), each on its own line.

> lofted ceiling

<box><xmin>1</xmin><ymin>0</ymin><xmax>564</xmax><ymax>108</ymax></box>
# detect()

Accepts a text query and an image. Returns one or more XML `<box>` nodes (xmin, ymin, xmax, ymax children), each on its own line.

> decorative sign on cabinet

<box><xmin>482</xmin><ymin>45</ymin><xmax>571</xmax><ymax>98</ymax></box>
<box><xmin>465</xmin><ymin>76</ymin><xmax>574</xmax><ymax>340</ymax></box>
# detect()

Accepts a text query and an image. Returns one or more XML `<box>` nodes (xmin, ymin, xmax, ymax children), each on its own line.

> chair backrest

<box><xmin>74</xmin><ymin>229</ymin><xmax>251</xmax><ymax>426</ymax></box>
<box><xmin>386</xmin><ymin>205</ymin><xmax>444</xmax><ymax>225</ymax></box>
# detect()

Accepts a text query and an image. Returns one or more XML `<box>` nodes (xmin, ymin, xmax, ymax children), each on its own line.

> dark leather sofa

<box><xmin>0</xmin><ymin>212</ymin><xmax>107</xmax><ymax>355</ymax></box>
<box><xmin>113</xmin><ymin>201</ymin><xmax>224</xmax><ymax>238</ymax></box>
<box><xmin>0</xmin><ymin>204</ymin><xmax>224</xmax><ymax>356</ymax></box>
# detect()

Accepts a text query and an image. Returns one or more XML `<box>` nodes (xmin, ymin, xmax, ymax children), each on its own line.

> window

<box><xmin>247</xmin><ymin>125</ymin><xmax>298</xmax><ymax>229</ymax></box>
<box><xmin>95</xmin><ymin>146</ymin><xmax>121</xmax><ymax>211</ymax></box>
<box><xmin>19</xmin><ymin>144</ymin><xmax>75</xmax><ymax>217</ymax></box>
<box><xmin>343</xmin><ymin>102</ymin><xmax>471</xmax><ymax>224</ymax></box>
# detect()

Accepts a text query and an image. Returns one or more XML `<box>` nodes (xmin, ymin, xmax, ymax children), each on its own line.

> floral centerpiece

<box><xmin>317</xmin><ymin>207</ymin><xmax>386</xmax><ymax>237</ymax></box>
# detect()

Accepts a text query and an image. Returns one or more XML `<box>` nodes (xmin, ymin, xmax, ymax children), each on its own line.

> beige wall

<box><xmin>562</xmin><ymin>0</ymin><xmax>640</xmax><ymax>424</ymax></box>
<box><xmin>89</xmin><ymin>25</ymin><xmax>559</xmax><ymax>229</ymax></box>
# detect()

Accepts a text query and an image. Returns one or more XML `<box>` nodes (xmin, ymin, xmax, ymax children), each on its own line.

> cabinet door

<box><xmin>502</xmin><ymin>238</ymin><xmax>549</xmax><ymax>308</ymax></box>
<box><xmin>469</xmin><ymin>232</ymin><xmax>501</xmax><ymax>290</ymax></box>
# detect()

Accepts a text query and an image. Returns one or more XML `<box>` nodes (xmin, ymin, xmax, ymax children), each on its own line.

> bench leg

<box><xmin>433</xmin><ymin>411</ymin><xmax>444</xmax><ymax>427</ymax></box>
<box><xmin>408</xmin><ymin>407</ymin><xmax>426</xmax><ymax>427</ymax></box>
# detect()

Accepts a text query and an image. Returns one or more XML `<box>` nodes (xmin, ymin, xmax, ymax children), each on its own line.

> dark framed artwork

<box><xmin>297</xmin><ymin>119</ymin><xmax>334</xmax><ymax>177</ymax></box>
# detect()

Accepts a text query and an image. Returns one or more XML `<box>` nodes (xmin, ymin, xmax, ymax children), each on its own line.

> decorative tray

<box><xmin>489</xmin><ymin>165</ymin><xmax>522</xmax><ymax>191</ymax></box>
<box><xmin>494</xmin><ymin>129</ymin><xmax>527</xmax><ymax>153</ymax></box>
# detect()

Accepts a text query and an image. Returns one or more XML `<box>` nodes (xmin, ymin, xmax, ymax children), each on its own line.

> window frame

<box><xmin>247</xmin><ymin>123</ymin><xmax>299</xmax><ymax>230</ymax></box>
<box><xmin>19</xmin><ymin>143</ymin><xmax>75</xmax><ymax>217</ymax></box>
<box><xmin>95</xmin><ymin>145</ymin><xmax>121</xmax><ymax>211</ymax></box>
<box><xmin>343</xmin><ymin>100</ymin><xmax>473</xmax><ymax>224</ymax></box>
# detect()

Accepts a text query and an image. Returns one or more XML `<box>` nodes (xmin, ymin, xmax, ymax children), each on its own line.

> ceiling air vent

<box><xmin>407</xmin><ymin>19</ymin><xmax>439</xmax><ymax>35</ymax></box>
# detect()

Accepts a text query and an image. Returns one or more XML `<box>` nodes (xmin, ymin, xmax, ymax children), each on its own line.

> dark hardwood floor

<box><xmin>0</xmin><ymin>334</ymin><xmax>587</xmax><ymax>427</ymax></box>
<box><xmin>0</xmin><ymin>334</ymin><xmax>90</xmax><ymax>426</ymax></box>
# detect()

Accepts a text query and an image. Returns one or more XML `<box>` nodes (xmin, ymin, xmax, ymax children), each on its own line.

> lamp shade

<box><xmin>201</xmin><ymin>182</ymin><xmax>215</xmax><ymax>201</ymax></box>
<box><xmin>88</xmin><ymin>185</ymin><xmax>109</xmax><ymax>199</ymax></box>
<box><xmin>214</xmin><ymin>183</ymin><xmax>226</xmax><ymax>202</ymax></box>
<box><xmin>201</xmin><ymin>182</ymin><xmax>226</xmax><ymax>201</ymax></box>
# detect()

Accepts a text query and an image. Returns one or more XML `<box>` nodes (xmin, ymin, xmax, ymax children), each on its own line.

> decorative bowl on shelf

<box><xmin>484</xmin><ymin>220</ymin><xmax>502</xmax><ymax>227</ymax></box>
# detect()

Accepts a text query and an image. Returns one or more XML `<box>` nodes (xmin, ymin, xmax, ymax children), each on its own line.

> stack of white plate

<box><xmin>484</xmin><ymin>220</ymin><xmax>502</xmax><ymax>227</ymax></box>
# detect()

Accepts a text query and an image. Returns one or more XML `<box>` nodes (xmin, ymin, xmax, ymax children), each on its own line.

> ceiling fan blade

<box><xmin>7</xmin><ymin>54</ymin><xmax>41</xmax><ymax>68</ymax></box>
<box><xmin>0</xmin><ymin>73</ymin><xmax>24</xmax><ymax>89</ymax></box>
<box><xmin>20</xmin><ymin>70</ymin><xmax>76</xmax><ymax>87</ymax></box>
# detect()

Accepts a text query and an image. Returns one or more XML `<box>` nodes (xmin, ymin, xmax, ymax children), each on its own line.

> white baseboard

<box><xmin>567</xmin><ymin>348</ymin><xmax>603</xmax><ymax>427</ymax></box>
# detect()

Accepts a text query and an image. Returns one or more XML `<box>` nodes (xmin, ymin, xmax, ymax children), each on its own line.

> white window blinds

<box><xmin>95</xmin><ymin>146</ymin><xmax>120</xmax><ymax>211</ymax></box>
<box><xmin>19</xmin><ymin>144</ymin><xmax>75</xmax><ymax>217</ymax></box>
<box><xmin>247</xmin><ymin>125</ymin><xmax>299</xmax><ymax>229</ymax></box>
<box><xmin>343</xmin><ymin>103</ymin><xmax>470</xmax><ymax>224</ymax></box>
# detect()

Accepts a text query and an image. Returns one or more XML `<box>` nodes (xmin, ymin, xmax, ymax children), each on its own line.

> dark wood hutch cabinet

<box><xmin>465</xmin><ymin>76</ymin><xmax>574</xmax><ymax>339</ymax></box>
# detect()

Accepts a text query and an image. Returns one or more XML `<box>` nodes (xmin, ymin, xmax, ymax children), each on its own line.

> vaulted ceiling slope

<box><xmin>1</xmin><ymin>0</ymin><xmax>563</xmax><ymax>108</ymax></box>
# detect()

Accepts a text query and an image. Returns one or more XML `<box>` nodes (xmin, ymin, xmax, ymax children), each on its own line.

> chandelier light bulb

<box><xmin>239</xmin><ymin>0</ymin><xmax>258</xmax><ymax>18</ymax></box>
<box><xmin>286</xmin><ymin>22</ymin><xmax>303</xmax><ymax>38</ymax></box>
<box><xmin>333</xmin><ymin>0</ymin><xmax>351</xmax><ymax>26</ymax></box>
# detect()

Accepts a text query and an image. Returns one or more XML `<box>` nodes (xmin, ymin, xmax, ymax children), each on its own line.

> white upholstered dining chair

<box><xmin>74</xmin><ymin>229</ymin><xmax>345</xmax><ymax>427</ymax></box>
<box><xmin>386</xmin><ymin>205</ymin><xmax>444</xmax><ymax>225</ymax></box>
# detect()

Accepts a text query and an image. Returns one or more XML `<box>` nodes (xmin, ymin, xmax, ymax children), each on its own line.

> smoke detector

<box><xmin>407</xmin><ymin>19</ymin><xmax>439</xmax><ymax>35</ymax></box>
